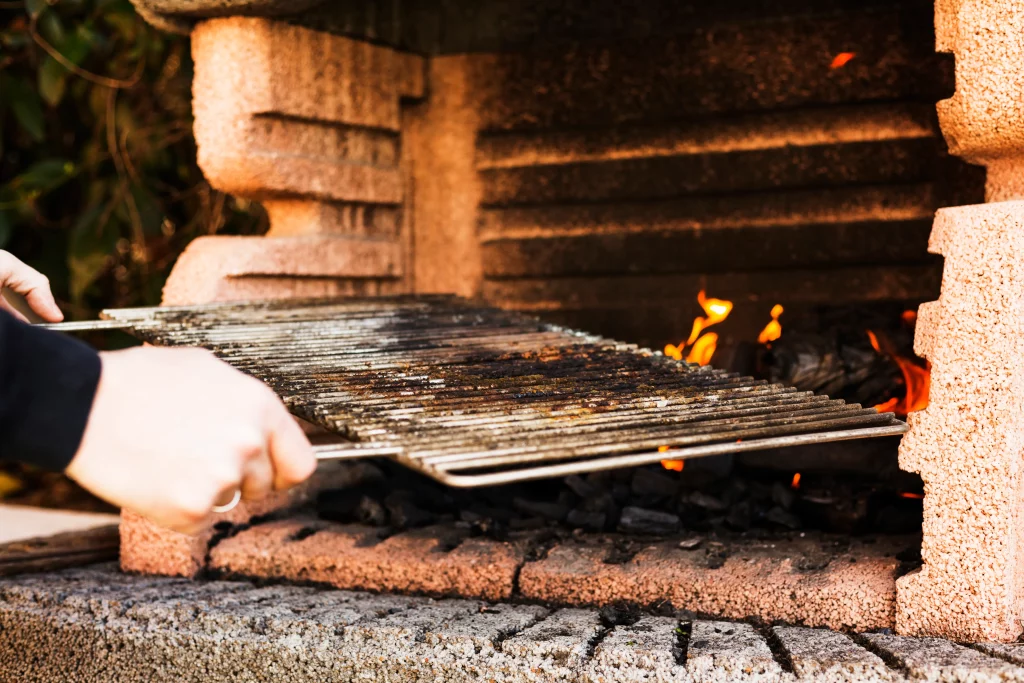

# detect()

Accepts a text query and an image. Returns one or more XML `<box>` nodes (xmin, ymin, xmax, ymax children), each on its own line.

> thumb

<box><xmin>266</xmin><ymin>402</ymin><xmax>315</xmax><ymax>490</ymax></box>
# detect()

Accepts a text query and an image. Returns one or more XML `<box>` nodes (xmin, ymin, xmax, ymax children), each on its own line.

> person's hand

<box><xmin>0</xmin><ymin>250</ymin><xmax>64</xmax><ymax>323</ymax></box>
<box><xmin>66</xmin><ymin>346</ymin><xmax>316</xmax><ymax>534</ymax></box>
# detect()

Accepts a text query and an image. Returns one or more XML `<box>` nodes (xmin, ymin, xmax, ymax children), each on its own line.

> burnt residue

<box><xmin>111</xmin><ymin>296</ymin><xmax>905</xmax><ymax>490</ymax></box>
<box><xmin>673</xmin><ymin>622</ymin><xmax>692</xmax><ymax>667</ymax></box>
<box><xmin>598</xmin><ymin>600</ymin><xmax>642</xmax><ymax>627</ymax></box>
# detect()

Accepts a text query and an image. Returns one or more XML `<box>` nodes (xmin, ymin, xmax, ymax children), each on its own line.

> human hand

<box><xmin>66</xmin><ymin>346</ymin><xmax>316</xmax><ymax>534</ymax></box>
<box><xmin>0</xmin><ymin>250</ymin><xmax>63</xmax><ymax>322</ymax></box>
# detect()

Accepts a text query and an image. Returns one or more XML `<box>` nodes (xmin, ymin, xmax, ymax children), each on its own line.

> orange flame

<box><xmin>664</xmin><ymin>291</ymin><xmax>733</xmax><ymax>365</ymax></box>
<box><xmin>867</xmin><ymin>327</ymin><xmax>930</xmax><ymax>418</ymax></box>
<box><xmin>899</xmin><ymin>492</ymin><xmax>924</xmax><ymax>500</ymax></box>
<box><xmin>659</xmin><ymin>446</ymin><xmax>684</xmax><ymax>471</ymax></box>
<box><xmin>791</xmin><ymin>473</ymin><xmax>801</xmax><ymax>490</ymax></box>
<box><xmin>758</xmin><ymin>304</ymin><xmax>784</xmax><ymax>344</ymax></box>
<box><xmin>830</xmin><ymin>52</ymin><xmax>856</xmax><ymax>69</ymax></box>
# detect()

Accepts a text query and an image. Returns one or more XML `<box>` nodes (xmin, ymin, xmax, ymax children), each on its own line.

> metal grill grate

<box><xmin>51</xmin><ymin>296</ymin><xmax>907</xmax><ymax>487</ymax></box>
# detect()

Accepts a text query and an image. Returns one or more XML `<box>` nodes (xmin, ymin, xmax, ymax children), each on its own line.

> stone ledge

<box><xmin>4</xmin><ymin>565</ymin><xmax>1021</xmax><ymax>682</ymax></box>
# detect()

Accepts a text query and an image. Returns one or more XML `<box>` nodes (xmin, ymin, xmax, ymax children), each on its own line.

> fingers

<box><xmin>0</xmin><ymin>251</ymin><xmax>63</xmax><ymax>322</ymax></box>
<box><xmin>266</xmin><ymin>402</ymin><xmax>316</xmax><ymax>490</ymax></box>
<box><xmin>0</xmin><ymin>296</ymin><xmax>30</xmax><ymax>322</ymax></box>
<box><xmin>240</xmin><ymin>451</ymin><xmax>275</xmax><ymax>501</ymax></box>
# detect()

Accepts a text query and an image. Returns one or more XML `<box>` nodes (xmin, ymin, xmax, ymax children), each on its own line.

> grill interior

<box><xmin>59</xmin><ymin>295</ymin><xmax>907</xmax><ymax>486</ymax></box>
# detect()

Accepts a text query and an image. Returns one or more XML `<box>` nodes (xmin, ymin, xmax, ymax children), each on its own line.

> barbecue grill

<box><xmin>49</xmin><ymin>295</ymin><xmax>906</xmax><ymax>487</ymax></box>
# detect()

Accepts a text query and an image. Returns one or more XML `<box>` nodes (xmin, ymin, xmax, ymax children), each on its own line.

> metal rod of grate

<box><xmin>44</xmin><ymin>296</ymin><xmax>907</xmax><ymax>487</ymax></box>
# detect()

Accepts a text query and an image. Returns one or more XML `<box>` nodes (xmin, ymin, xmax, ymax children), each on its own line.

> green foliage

<box><xmin>1</xmin><ymin>0</ymin><xmax>266</xmax><ymax>319</ymax></box>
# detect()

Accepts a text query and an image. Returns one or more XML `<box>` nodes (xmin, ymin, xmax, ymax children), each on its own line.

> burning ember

<box><xmin>830</xmin><ymin>52</ymin><xmax>856</xmax><ymax>69</ymax></box>
<box><xmin>664</xmin><ymin>291</ymin><xmax>733</xmax><ymax>365</ymax></box>
<box><xmin>791</xmin><ymin>472</ymin><xmax>801</xmax><ymax>490</ymax></box>
<box><xmin>866</xmin><ymin>320</ymin><xmax>930</xmax><ymax>417</ymax></box>
<box><xmin>659</xmin><ymin>445</ymin><xmax>684</xmax><ymax>472</ymax></box>
<box><xmin>758</xmin><ymin>304</ymin><xmax>784</xmax><ymax>345</ymax></box>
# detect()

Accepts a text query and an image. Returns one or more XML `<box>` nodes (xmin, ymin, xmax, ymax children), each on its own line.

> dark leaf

<box><xmin>9</xmin><ymin>159</ymin><xmax>75</xmax><ymax>194</ymax></box>
<box><xmin>4</xmin><ymin>75</ymin><xmax>46</xmax><ymax>142</ymax></box>
<box><xmin>37</xmin><ymin>30</ymin><xmax>92</xmax><ymax>106</ymax></box>
<box><xmin>130</xmin><ymin>184</ymin><xmax>164</xmax><ymax>238</ymax></box>
<box><xmin>38</xmin><ymin>56</ymin><xmax>68</xmax><ymax>107</ymax></box>
<box><xmin>36</xmin><ymin>9</ymin><xmax>65</xmax><ymax>46</ymax></box>
<box><xmin>24</xmin><ymin>0</ymin><xmax>47</xmax><ymax>19</ymax></box>
<box><xmin>68</xmin><ymin>200</ymin><xmax>116</xmax><ymax>304</ymax></box>
<box><xmin>0</xmin><ymin>212</ymin><xmax>11</xmax><ymax>249</ymax></box>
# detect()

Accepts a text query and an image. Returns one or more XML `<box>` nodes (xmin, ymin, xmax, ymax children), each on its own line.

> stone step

<box><xmin>3</xmin><ymin>565</ymin><xmax>1024</xmax><ymax>682</ymax></box>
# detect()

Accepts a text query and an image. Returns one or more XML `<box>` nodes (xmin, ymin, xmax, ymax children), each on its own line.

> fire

<box><xmin>664</xmin><ymin>291</ymin><xmax>733</xmax><ymax>365</ymax></box>
<box><xmin>758</xmin><ymin>304</ymin><xmax>784</xmax><ymax>344</ymax></box>
<box><xmin>899</xmin><ymin>492</ymin><xmax>924</xmax><ymax>500</ymax></box>
<box><xmin>791</xmin><ymin>473</ymin><xmax>801</xmax><ymax>490</ymax></box>
<box><xmin>830</xmin><ymin>52</ymin><xmax>856</xmax><ymax>69</ymax></box>
<box><xmin>866</xmin><ymin>324</ymin><xmax>930</xmax><ymax>417</ymax></box>
<box><xmin>659</xmin><ymin>445</ymin><xmax>684</xmax><ymax>471</ymax></box>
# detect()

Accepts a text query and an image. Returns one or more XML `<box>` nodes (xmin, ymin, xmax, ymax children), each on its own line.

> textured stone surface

<box><xmin>896</xmin><ymin>201</ymin><xmax>1024</xmax><ymax>642</ymax></box>
<box><xmin>934</xmin><ymin>0</ymin><xmax>1024</xmax><ymax>201</ymax></box>
<box><xmin>120</xmin><ymin>463</ymin><xmax>349</xmax><ymax>577</ymax></box>
<box><xmin>686</xmin><ymin>621</ymin><xmax>783</xmax><ymax>683</ymax></box>
<box><xmin>586</xmin><ymin>615</ymin><xmax>688</xmax><ymax>683</ymax></box>
<box><xmin>9</xmin><ymin>565</ymin><xmax>1024</xmax><ymax>682</ymax></box>
<box><xmin>774</xmin><ymin>627</ymin><xmax>900</xmax><ymax>682</ymax></box>
<box><xmin>519</xmin><ymin>538</ymin><xmax>902</xmax><ymax>632</ymax></box>
<box><xmin>862</xmin><ymin>633</ymin><xmax>1024</xmax><ymax>682</ymax></box>
<box><xmin>183</xmin><ymin>16</ymin><xmax>420</xmax><ymax>299</ymax></box>
<box><xmin>191</xmin><ymin>17</ymin><xmax>421</xmax><ymax>202</ymax></box>
<box><xmin>160</xmin><ymin>235</ymin><xmax>402</xmax><ymax>305</ymax></box>
<box><xmin>209</xmin><ymin>519</ymin><xmax>524</xmax><ymax>600</ymax></box>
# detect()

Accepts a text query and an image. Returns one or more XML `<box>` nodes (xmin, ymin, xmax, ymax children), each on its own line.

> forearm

<box><xmin>0</xmin><ymin>310</ymin><xmax>101</xmax><ymax>470</ymax></box>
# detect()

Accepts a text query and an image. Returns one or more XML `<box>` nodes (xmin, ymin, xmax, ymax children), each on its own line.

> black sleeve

<box><xmin>0</xmin><ymin>310</ymin><xmax>102</xmax><ymax>471</ymax></box>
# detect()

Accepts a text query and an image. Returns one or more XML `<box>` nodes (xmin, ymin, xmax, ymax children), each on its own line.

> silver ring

<box><xmin>212</xmin><ymin>489</ymin><xmax>242</xmax><ymax>514</ymax></box>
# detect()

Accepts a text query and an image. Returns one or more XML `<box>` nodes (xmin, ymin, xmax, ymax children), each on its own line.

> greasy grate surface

<box><xmin>92</xmin><ymin>295</ymin><xmax>904</xmax><ymax>486</ymax></box>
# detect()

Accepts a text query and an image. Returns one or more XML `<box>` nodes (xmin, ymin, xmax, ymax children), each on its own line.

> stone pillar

<box><xmin>164</xmin><ymin>16</ymin><xmax>424</xmax><ymax>306</ymax></box>
<box><xmin>120</xmin><ymin>17</ymin><xmax>423</xmax><ymax>577</ymax></box>
<box><xmin>896</xmin><ymin>0</ymin><xmax>1024</xmax><ymax>641</ymax></box>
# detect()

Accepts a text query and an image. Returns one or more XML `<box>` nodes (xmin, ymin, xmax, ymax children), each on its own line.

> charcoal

<box><xmin>612</xmin><ymin>482</ymin><xmax>632</xmax><ymax>504</ymax></box>
<box><xmin>385</xmin><ymin>494</ymin><xmax>437</xmax><ymax>529</ymax></box>
<box><xmin>725</xmin><ymin>501</ymin><xmax>753</xmax><ymax>530</ymax></box>
<box><xmin>599</xmin><ymin>601</ymin><xmax>642</xmax><ymax>627</ymax></box>
<box><xmin>678</xmin><ymin>535</ymin><xmax>703</xmax><ymax>550</ymax></box>
<box><xmin>771</xmin><ymin>481</ymin><xmax>796</xmax><ymax>509</ymax></box>
<box><xmin>722</xmin><ymin>479</ymin><xmax>749</xmax><ymax>506</ymax></box>
<box><xmin>683</xmin><ymin>492</ymin><xmax>727</xmax><ymax>512</ymax></box>
<box><xmin>581</xmin><ymin>492</ymin><xmax>617</xmax><ymax>514</ymax></box>
<box><xmin>564</xmin><ymin>475</ymin><xmax>600</xmax><ymax>498</ymax></box>
<box><xmin>316</xmin><ymin>491</ymin><xmax>388</xmax><ymax>526</ymax></box>
<box><xmin>513</xmin><ymin>497</ymin><xmax>569</xmax><ymax>522</ymax></box>
<box><xmin>705</xmin><ymin>542</ymin><xmax>729</xmax><ymax>569</ymax></box>
<box><xmin>605</xmin><ymin>540</ymin><xmax>642</xmax><ymax>564</ymax></box>
<box><xmin>567</xmin><ymin>509</ymin><xmax>607</xmax><ymax>531</ymax></box>
<box><xmin>873</xmin><ymin>501</ymin><xmax>923</xmax><ymax>534</ymax></box>
<box><xmin>465</xmin><ymin>503</ymin><xmax>514</xmax><ymax>523</ymax></box>
<box><xmin>631</xmin><ymin>468</ymin><xmax>678</xmax><ymax>498</ymax></box>
<box><xmin>509</xmin><ymin>516</ymin><xmax>546</xmax><ymax>531</ymax></box>
<box><xmin>344</xmin><ymin>461</ymin><xmax>387</xmax><ymax>487</ymax></box>
<box><xmin>618</xmin><ymin>506</ymin><xmax>680</xmax><ymax>535</ymax></box>
<box><xmin>822</xmin><ymin>496</ymin><xmax>870</xmax><ymax>534</ymax></box>
<box><xmin>765</xmin><ymin>506</ymin><xmax>801</xmax><ymax>529</ymax></box>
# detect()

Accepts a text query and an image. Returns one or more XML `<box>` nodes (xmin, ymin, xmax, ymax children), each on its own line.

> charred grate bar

<box><xmin>49</xmin><ymin>296</ymin><xmax>906</xmax><ymax>487</ymax></box>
